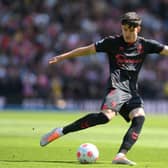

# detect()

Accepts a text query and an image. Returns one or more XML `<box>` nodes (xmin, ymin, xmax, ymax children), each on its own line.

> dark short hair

<box><xmin>120</xmin><ymin>12</ymin><xmax>142</xmax><ymax>27</ymax></box>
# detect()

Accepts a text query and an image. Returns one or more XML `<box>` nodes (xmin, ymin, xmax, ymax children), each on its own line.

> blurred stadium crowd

<box><xmin>0</xmin><ymin>0</ymin><xmax>168</xmax><ymax>106</ymax></box>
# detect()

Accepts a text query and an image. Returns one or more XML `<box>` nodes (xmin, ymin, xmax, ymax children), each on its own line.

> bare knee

<box><xmin>102</xmin><ymin>109</ymin><xmax>116</xmax><ymax>120</ymax></box>
<box><xmin>129</xmin><ymin>107</ymin><xmax>145</xmax><ymax>120</ymax></box>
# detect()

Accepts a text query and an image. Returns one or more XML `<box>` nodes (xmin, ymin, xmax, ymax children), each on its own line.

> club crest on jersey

<box><xmin>137</xmin><ymin>44</ymin><xmax>144</xmax><ymax>54</ymax></box>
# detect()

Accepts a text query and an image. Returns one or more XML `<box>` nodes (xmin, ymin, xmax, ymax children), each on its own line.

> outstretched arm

<box><xmin>160</xmin><ymin>45</ymin><xmax>168</xmax><ymax>56</ymax></box>
<box><xmin>49</xmin><ymin>44</ymin><xmax>96</xmax><ymax>64</ymax></box>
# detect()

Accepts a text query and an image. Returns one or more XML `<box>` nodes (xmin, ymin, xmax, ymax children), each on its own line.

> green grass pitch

<box><xmin>0</xmin><ymin>110</ymin><xmax>168</xmax><ymax>168</ymax></box>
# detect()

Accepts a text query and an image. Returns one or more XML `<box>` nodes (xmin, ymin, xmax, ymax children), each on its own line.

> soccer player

<box><xmin>40</xmin><ymin>12</ymin><xmax>168</xmax><ymax>165</ymax></box>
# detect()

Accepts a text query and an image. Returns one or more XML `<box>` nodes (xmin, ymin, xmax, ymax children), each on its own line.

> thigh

<box><xmin>119</xmin><ymin>95</ymin><xmax>144</xmax><ymax>122</ymax></box>
<box><xmin>100</xmin><ymin>88</ymin><xmax>131</xmax><ymax>112</ymax></box>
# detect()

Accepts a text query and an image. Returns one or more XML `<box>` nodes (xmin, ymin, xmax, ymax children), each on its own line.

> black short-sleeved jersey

<box><xmin>95</xmin><ymin>35</ymin><xmax>164</xmax><ymax>93</ymax></box>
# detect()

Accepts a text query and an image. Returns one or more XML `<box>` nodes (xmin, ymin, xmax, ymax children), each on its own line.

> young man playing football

<box><xmin>40</xmin><ymin>12</ymin><xmax>168</xmax><ymax>165</ymax></box>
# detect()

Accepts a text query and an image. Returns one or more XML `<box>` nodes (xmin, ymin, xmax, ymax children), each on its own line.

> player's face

<box><xmin>121</xmin><ymin>24</ymin><xmax>141</xmax><ymax>43</ymax></box>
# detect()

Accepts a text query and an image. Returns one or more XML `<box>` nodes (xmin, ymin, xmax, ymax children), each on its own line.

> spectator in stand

<box><xmin>0</xmin><ymin>0</ymin><xmax>168</xmax><ymax>104</ymax></box>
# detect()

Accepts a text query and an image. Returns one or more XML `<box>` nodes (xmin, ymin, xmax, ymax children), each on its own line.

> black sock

<box><xmin>119</xmin><ymin>116</ymin><xmax>145</xmax><ymax>153</ymax></box>
<box><xmin>63</xmin><ymin>112</ymin><xmax>109</xmax><ymax>134</ymax></box>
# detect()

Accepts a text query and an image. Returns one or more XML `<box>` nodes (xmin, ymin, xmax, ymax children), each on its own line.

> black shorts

<box><xmin>100</xmin><ymin>88</ymin><xmax>144</xmax><ymax>122</ymax></box>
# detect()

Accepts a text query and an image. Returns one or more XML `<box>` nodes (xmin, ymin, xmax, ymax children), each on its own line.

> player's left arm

<box><xmin>160</xmin><ymin>45</ymin><xmax>168</xmax><ymax>56</ymax></box>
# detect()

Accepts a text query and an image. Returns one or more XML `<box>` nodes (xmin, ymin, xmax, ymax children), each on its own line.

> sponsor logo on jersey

<box><xmin>115</xmin><ymin>54</ymin><xmax>142</xmax><ymax>65</ymax></box>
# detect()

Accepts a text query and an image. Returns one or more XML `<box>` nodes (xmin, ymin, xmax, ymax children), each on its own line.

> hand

<box><xmin>48</xmin><ymin>56</ymin><xmax>60</xmax><ymax>64</ymax></box>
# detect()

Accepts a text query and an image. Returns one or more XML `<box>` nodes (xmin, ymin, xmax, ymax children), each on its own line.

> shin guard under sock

<box><xmin>119</xmin><ymin>116</ymin><xmax>145</xmax><ymax>152</ymax></box>
<box><xmin>63</xmin><ymin>112</ymin><xmax>109</xmax><ymax>134</ymax></box>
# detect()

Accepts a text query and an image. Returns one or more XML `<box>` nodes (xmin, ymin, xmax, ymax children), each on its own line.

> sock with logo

<box><xmin>63</xmin><ymin>112</ymin><xmax>109</xmax><ymax>134</ymax></box>
<box><xmin>118</xmin><ymin>116</ymin><xmax>145</xmax><ymax>152</ymax></box>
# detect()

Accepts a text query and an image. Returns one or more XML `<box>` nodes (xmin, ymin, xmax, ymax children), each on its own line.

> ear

<box><xmin>137</xmin><ymin>26</ymin><xmax>141</xmax><ymax>33</ymax></box>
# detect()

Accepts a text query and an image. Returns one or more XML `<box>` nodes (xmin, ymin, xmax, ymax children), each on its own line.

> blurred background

<box><xmin>0</xmin><ymin>0</ymin><xmax>168</xmax><ymax>113</ymax></box>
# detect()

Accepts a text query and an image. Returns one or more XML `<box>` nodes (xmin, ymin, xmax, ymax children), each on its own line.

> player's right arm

<box><xmin>49</xmin><ymin>44</ymin><xmax>96</xmax><ymax>64</ymax></box>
